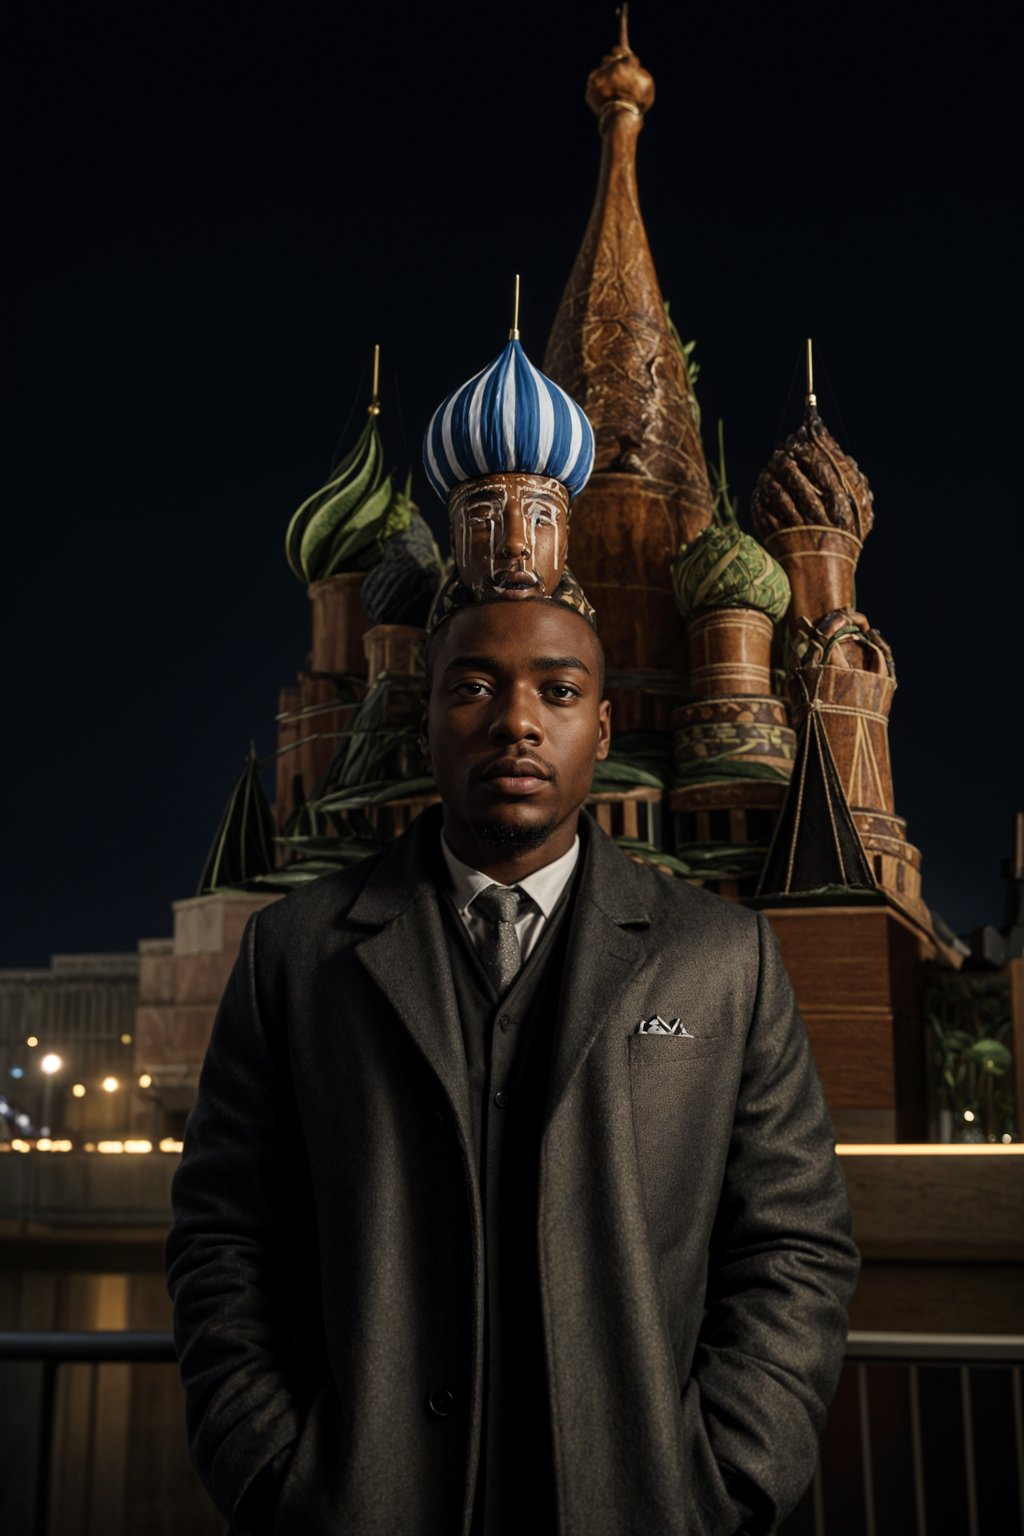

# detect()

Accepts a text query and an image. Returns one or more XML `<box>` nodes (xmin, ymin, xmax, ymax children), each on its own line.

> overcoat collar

<box><xmin>347</xmin><ymin>806</ymin><xmax>654</xmax><ymax>1138</ymax></box>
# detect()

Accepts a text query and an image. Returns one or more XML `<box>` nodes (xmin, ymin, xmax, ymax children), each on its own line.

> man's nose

<box><xmin>497</xmin><ymin>503</ymin><xmax>528</xmax><ymax>557</ymax></box>
<box><xmin>488</xmin><ymin>683</ymin><xmax>542</xmax><ymax>743</ymax></box>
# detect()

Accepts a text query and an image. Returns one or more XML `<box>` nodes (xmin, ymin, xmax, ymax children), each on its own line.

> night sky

<box><xmin>4</xmin><ymin>1</ymin><xmax>1020</xmax><ymax>967</ymax></box>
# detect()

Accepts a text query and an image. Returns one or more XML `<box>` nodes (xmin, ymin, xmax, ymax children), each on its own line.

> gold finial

<box><xmin>805</xmin><ymin>337</ymin><xmax>816</xmax><ymax>408</ymax></box>
<box><xmin>509</xmin><ymin>273</ymin><xmax>521</xmax><ymax>341</ymax></box>
<box><xmin>617</xmin><ymin>3</ymin><xmax>631</xmax><ymax>54</ymax></box>
<box><xmin>369</xmin><ymin>343</ymin><xmax>381</xmax><ymax>416</ymax></box>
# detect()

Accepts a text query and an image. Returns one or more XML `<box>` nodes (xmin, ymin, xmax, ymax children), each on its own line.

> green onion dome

<box><xmin>286</xmin><ymin>413</ymin><xmax>412</xmax><ymax>585</ymax></box>
<box><xmin>671</xmin><ymin>523</ymin><xmax>790</xmax><ymax>621</ymax></box>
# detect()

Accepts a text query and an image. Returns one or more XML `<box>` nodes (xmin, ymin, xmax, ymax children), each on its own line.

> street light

<box><xmin>40</xmin><ymin>1052</ymin><xmax>63</xmax><ymax>1135</ymax></box>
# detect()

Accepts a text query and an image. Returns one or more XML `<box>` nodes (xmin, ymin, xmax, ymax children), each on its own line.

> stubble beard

<box><xmin>468</xmin><ymin>815</ymin><xmax>559</xmax><ymax>855</ymax></box>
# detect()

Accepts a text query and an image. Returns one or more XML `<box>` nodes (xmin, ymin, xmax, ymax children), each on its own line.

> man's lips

<box><xmin>476</xmin><ymin>755</ymin><xmax>554</xmax><ymax>795</ymax></box>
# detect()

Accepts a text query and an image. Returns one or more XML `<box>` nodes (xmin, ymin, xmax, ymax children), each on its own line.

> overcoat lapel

<box><xmin>345</xmin><ymin>809</ymin><xmax>654</xmax><ymax>1147</ymax></box>
<box><xmin>544</xmin><ymin>820</ymin><xmax>652</xmax><ymax>1130</ymax></box>
<box><xmin>348</xmin><ymin>814</ymin><xmax>473</xmax><ymax>1150</ymax></box>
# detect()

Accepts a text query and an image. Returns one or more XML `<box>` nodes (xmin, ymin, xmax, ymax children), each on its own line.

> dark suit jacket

<box><xmin>166</xmin><ymin>808</ymin><xmax>859</xmax><ymax>1536</ymax></box>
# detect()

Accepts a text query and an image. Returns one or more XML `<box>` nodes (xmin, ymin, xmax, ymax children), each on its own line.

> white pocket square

<box><xmin>637</xmin><ymin>1015</ymin><xmax>695</xmax><ymax>1036</ymax></box>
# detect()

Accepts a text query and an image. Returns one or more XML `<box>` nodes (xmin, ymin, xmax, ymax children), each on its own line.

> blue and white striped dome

<box><xmin>423</xmin><ymin>339</ymin><xmax>595</xmax><ymax>504</ymax></box>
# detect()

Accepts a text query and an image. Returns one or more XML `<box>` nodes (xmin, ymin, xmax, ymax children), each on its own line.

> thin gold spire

<box><xmin>369</xmin><ymin>343</ymin><xmax>381</xmax><ymax>416</ymax></box>
<box><xmin>618</xmin><ymin>3</ymin><xmax>631</xmax><ymax>54</ymax></box>
<box><xmin>509</xmin><ymin>273</ymin><xmax>521</xmax><ymax>340</ymax></box>
<box><xmin>805</xmin><ymin>337</ymin><xmax>816</xmax><ymax>408</ymax></box>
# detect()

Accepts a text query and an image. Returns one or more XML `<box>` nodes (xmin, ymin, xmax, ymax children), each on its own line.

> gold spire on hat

<box><xmin>509</xmin><ymin>273</ymin><xmax>521</xmax><ymax>341</ymax></box>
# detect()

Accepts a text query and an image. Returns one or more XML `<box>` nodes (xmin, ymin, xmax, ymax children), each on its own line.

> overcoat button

<box><xmin>494</xmin><ymin>1091</ymin><xmax>508</xmax><ymax>1108</ymax></box>
<box><xmin>427</xmin><ymin>1388</ymin><xmax>455</xmax><ymax>1417</ymax></box>
<box><xmin>497</xmin><ymin>1014</ymin><xmax>513</xmax><ymax>1031</ymax></box>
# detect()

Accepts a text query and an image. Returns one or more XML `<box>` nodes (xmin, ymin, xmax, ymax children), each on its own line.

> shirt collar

<box><xmin>440</xmin><ymin>828</ymin><xmax>581</xmax><ymax>919</ymax></box>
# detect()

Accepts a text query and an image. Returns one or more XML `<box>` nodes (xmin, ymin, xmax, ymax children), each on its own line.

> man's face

<box><xmin>448</xmin><ymin>473</ymin><xmax>570</xmax><ymax>599</ymax></box>
<box><xmin>423</xmin><ymin>602</ymin><xmax>610</xmax><ymax>877</ymax></box>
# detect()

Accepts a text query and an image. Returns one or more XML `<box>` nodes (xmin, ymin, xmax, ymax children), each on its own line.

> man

<box><xmin>167</xmin><ymin>593</ymin><xmax>859</xmax><ymax>1536</ymax></box>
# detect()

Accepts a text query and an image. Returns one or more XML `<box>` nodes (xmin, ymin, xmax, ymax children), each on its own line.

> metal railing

<box><xmin>0</xmin><ymin>1330</ymin><xmax>177</xmax><ymax>1536</ymax></box>
<box><xmin>3</xmin><ymin>1329</ymin><xmax>1023</xmax><ymax>1536</ymax></box>
<box><xmin>784</xmin><ymin>1333</ymin><xmax>1024</xmax><ymax>1536</ymax></box>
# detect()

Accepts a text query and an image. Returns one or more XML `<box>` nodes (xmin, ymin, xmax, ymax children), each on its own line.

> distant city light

<box><xmin>120</xmin><ymin>1033</ymin><xmax>133</xmax><ymax>1045</ymax></box>
<box><xmin>101</xmin><ymin>1076</ymin><xmax>119</xmax><ymax>1093</ymax></box>
<box><xmin>9</xmin><ymin>1066</ymin><xmax>23</xmax><ymax>1079</ymax></box>
<box><xmin>83</xmin><ymin>1142</ymin><xmax>96</xmax><ymax>1152</ymax></box>
<box><xmin>72</xmin><ymin>1083</ymin><xmax>86</xmax><ymax>1098</ymax></box>
<box><xmin>138</xmin><ymin>1073</ymin><xmax>152</xmax><ymax>1089</ymax></box>
<box><xmin>41</xmin><ymin>1053</ymin><xmax>63</xmax><ymax>1075</ymax></box>
<box><xmin>1003</xmin><ymin>1134</ymin><xmax>1014</xmax><ymax>1144</ymax></box>
<box><xmin>36</xmin><ymin>1137</ymin><xmax>51</xmax><ymax>1151</ymax></box>
<box><xmin>159</xmin><ymin>1137</ymin><xmax>184</xmax><ymax>1154</ymax></box>
<box><xmin>963</xmin><ymin>1110</ymin><xmax>976</xmax><ymax>1123</ymax></box>
<box><xmin>98</xmin><ymin>1140</ymin><xmax>124</xmax><ymax>1154</ymax></box>
<box><xmin>26</xmin><ymin>1036</ymin><xmax>38</xmax><ymax>1048</ymax></box>
<box><xmin>15</xmin><ymin>1113</ymin><xmax>30</xmax><ymax>1129</ymax></box>
<box><xmin>125</xmin><ymin>1139</ymin><xmax>152</xmax><ymax>1154</ymax></box>
<box><xmin>11</xmin><ymin>1139</ymin><xmax>30</xmax><ymax>1154</ymax></box>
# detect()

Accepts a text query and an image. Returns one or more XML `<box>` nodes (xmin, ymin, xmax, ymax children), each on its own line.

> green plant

<box><xmin>925</xmin><ymin>971</ymin><xmax>1017</xmax><ymax>1141</ymax></box>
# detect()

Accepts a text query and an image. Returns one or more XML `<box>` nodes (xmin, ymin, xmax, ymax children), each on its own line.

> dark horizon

<box><xmin>4</xmin><ymin>1</ymin><xmax>1020</xmax><ymax>966</ymax></box>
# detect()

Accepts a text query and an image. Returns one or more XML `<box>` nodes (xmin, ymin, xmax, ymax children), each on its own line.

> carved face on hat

<box><xmin>424</xmin><ymin>335</ymin><xmax>594</xmax><ymax>603</ymax></box>
<box><xmin>448</xmin><ymin>472</ymin><xmax>570</xmax><ymax>600</ymax></box>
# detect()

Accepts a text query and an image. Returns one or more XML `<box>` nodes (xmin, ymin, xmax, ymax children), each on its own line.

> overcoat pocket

<box><xmin>628</xmin><ymin>1032</ymin><xmax>723</xmax><ymax>1156</ymax></box>
<box><xmin>271</xmin><ymin>1382</ymin><xmax>344</xmax><ymax>1534</ymax></box>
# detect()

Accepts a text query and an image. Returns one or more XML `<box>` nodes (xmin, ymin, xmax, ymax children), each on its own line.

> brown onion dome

<box><xmin>584</xmin><ymin>7</ymin><xmax>655</xmax><ymax>118</ymax></box>
<box><xmin>750</xmin><ymin>404</ymin><xmax>874</xmax><ymax>545</ymax></box>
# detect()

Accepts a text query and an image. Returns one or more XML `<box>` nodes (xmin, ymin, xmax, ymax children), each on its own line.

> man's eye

<box><xmin>544</xmin><ymin>684</ymin><xmax>580</xmax><ymax>701</ymax></box>
<box><xmin>452</xmin><ymin>680</ymin><xmax>490</xmax><ymax>696</ymax></box>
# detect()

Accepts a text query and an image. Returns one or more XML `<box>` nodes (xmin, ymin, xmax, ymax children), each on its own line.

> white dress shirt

<box><xmin>440</xmin><ymin>831</ymin><xmax>580</xmax><ymax>966</ymax></box>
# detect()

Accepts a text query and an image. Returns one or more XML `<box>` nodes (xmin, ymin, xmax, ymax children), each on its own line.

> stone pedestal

<box><xmin>759</xmin><ymin>899</ymin><xmax>950</xmax><ymax>1142</ymax></box>
<box><xmin>135</xmin><ymin>892</ymin><xmax>281</xmax><ymax>1123</ymax></box>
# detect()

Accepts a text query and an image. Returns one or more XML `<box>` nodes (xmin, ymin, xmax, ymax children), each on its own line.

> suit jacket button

<box><xmin>493</xmin><ymin>1090</ymin><xmax>508</xmax><ymax>1108</ymax></box>
<box><xmin>427</xmin><ymin>1388</ymin><xmax>455</xmax><ymax>1417</ymax></box>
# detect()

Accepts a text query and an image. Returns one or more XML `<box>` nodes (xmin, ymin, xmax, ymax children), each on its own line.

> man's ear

<box><xmin>595</xmin><ymin>698</ymin><xmax>611</xmax><ymax>762</ymax></box>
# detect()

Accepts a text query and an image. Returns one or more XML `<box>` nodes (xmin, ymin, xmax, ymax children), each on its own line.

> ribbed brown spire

<box><xmin>750</xmin><ymin>401</ymin><xmax>875</xmax><ymax>631</ymax></box>
<box><xmin>543</xmin><ymin>15</ymin><xmax>712</xmax><ymax>522</ymax></box>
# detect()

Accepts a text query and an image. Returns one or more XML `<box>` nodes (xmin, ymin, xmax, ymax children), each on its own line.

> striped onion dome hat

<box><xmin>423</xmin><ymin>339</ymin><xmax>595</xmax><ymax>504</ymax></box>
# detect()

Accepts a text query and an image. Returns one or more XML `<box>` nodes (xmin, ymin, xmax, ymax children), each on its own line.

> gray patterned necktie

<box><xmin>473</xmin><ymin>885</ymin><xmax>524</xmax><ymax>995</ymax></box>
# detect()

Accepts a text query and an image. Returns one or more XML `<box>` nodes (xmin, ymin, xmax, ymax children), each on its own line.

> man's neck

<box><xmin>439</xmin><ymin>811</ymin><xmax>581</xmax><ymax>885</ymax></box>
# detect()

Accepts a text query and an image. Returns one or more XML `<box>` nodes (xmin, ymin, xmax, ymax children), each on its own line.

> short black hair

<box><xmin>423</xmin><ymin>596</ymin><xmax>606</xmax><ymax>696</ymax></box>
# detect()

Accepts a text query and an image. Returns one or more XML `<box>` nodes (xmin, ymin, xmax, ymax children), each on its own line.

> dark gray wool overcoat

<box><xmin>166</xmin><ymin>808</ymin><xmax>859</xmax><ymax>1536</ymax></box>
